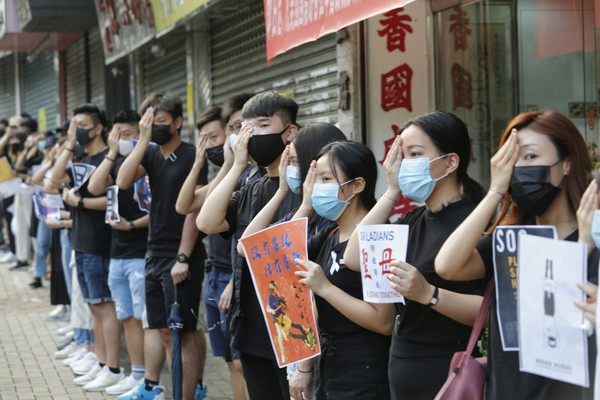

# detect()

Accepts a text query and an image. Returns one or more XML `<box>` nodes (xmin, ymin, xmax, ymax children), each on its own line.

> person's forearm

<box><xmin>80</xmin><ymin>196</ymin><xmax>107</xmax><ymax>211</ymax></box>
<box><xmin>49</xmin><ymin>146</ymin><xmax>73</xmax><ymax>191</ymax></box>
<box><xmin>131</xmin><ymin>214</ymin><xmax>149</xmax><ymax>229</ymax></box>
<box><xmin>318</xmin><ymin>285</ymin><xmax>394</xmax><ymax>335</ymax></box>
<box><xmin>176</xmin><ymin>161</ymin><xmax>204</xmax><ymax>214</ymax></box>
<box><xmin>88</xmin><ymin>151</ymin><xmax>117</xmax><ymax>195</ymax></box>
<box><xmin>179</xmin><ymin>212</ymin><xmax>200</xmax><ymax>256</ymax></box>
<box><xmin>116</xmin><ymin>139</ymin><xmax>148</xmax><ymax>189</ymax></box>
<box><xmin>196</xmin><ymin>164</ymin><xmax>245</xmax><ymax>234</ymax></box>
<box><xmin>431</xmin><ymin>291</ymin><xmax>483</xmax><ymax>327</ymax></box>
<box><xmin>30</xmin><ymin>161</ymin><xmax>52</xmax><ymax>185</ymax></box>
<box><xmin>345</xmin><ymin>189</ymin><xmax>399</xmax><ymax>271</ymax></box>
<box><xmin>435</xmin><ymin>191</ymin><xmax>501</xmax><ymax>281</ymax></box>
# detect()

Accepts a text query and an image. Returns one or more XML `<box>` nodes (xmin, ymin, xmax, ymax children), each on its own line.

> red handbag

<box><xmin>434</xmin><ymin>280</ymin><xmax>493</xmax><ymax>400</ymax></box>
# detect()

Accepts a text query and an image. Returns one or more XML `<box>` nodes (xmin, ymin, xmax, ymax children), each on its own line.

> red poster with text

<box><xmin>239</xmin><ymin>218</ymin><xmax>320</xmax><ymax>367</ymax></box>
<box><xmin>264</xmin><ymin>0</ymin><xmax>415</xmax><ymax>60</ymax></box>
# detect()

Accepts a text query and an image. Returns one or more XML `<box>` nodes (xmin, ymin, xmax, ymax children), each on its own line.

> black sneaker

<box><xmin>29</xmin><ymin>278</ymin><xmax>42</xmax><ymax>288</ymax></box>
<box><xmin>9</xmin><ymin>260</ymin><xmax>29</xmax><ymax>270</ymax></box>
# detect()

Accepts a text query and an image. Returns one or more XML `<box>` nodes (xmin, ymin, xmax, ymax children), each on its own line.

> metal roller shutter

<box><xmin>0</xmin><ymin>54</ymin><xmax>16</xmax><ymax>118</ymax></box>
<box><xmin>210</xmin><ymin>1</ymin><xmax>338</xmax><ymax>125</ymax></box>
<box><xmin>23</xmin><ymin>52</ymin><xmax>59</xmax><ymax>131</ymax></box>
<box><xmin>142</xmin><ymin>34</ymin><xmax>188</xmax><ymax>139</ymax></box>
<box><xmin>66</xmin><ymin>38</ymin><xmax>86</xmax><ymax>116</ymax></box>
<box><xmin>89</xmin><ymin>28</ymin><xmax>106</xmax><ymax>110</ymax></box>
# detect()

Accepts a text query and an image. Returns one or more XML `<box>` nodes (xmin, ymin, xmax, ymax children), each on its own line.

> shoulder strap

<box><xmin>465</xmin><ymin>279</ymin><xmax>494</xmax><ymax>354</ymax></box>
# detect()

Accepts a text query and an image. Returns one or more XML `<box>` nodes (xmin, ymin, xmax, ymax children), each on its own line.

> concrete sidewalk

<box><xmin>0</xmin><ymin>261</ymin><xmax>233</xmax><ymax>400</ymax></box>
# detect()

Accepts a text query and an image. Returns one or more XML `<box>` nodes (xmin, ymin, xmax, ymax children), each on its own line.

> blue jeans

<box><xmin>204</xmin><ymin>266</ymin><xmax>239</xmax><ymax>359</ymax></box>
<box><xmin>108</xmin><ymin>258</ymin><xmax>145</xmax><ymax>320</ymax></box>
<box><xmin>75</xmin><ymin>251</ymin><xmax>111</xmax><ymax>304</ymax></box>
<box><xmin>60</xmin><ymin>229</ymin><xmax>72</xmax><ymax>299</ymax></box>
<box><xmin>34</xmin><ymin>221</ymin><xmax>51</xmax><ymax>279</ymax></box>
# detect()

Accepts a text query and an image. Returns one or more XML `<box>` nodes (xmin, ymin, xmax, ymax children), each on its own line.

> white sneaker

<box><xmin>55</xmin><ymin>342</ymin><xmax>78</xmax><ymax>359</ymax></box>
<box><xmin>74</xmin><ymin>363</ymin><xmax>102</xmax><ymax>386</ymax></box>
<box><xmin>56</xmin><ymin>325</ymin><xmax>74</xmax><ymax>336</ymax></box>
<box><xmin>105</xmin><ymin>375</ymin><xmax>143</xmax><ymax>395</ymax></box>
<box><xmin>71</xmin><ymin>352</ymin><xmax>98</xmax><ymax>375</ymax></box>
<box><xmin>84</xmin><ymin>366</ymin><xmax>124</xmax><ymax>392</ymax></box>
<box><xmin>0</xmin><ymin>252</ymin><xmax>16</xmax><ymax>263</ymax></box>
<box><xmin>63</xmin><ymin>348</ymin><xmax>87</xmax><ymax>366</ymax></box>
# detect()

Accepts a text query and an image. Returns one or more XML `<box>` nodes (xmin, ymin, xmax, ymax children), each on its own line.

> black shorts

<box><xmin>145</xmin><ymin>250</ymin><xmax>205</xmax><ymax>330</ymax></box>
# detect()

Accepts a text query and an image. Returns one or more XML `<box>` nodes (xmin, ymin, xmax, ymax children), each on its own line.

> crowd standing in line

<box><xmin>1</xmin><ymin>91</ymin><xmax>599</xmax><ymax>400</ymax></box>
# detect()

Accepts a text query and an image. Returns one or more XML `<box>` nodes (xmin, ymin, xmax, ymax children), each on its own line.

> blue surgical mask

<box><xmin>286</xmin><ymin>165</ymin><xmax>301</xmax><ymax>194</ymax></box>
<box><xmin>37</xmin><ymin>140</ymin><xmax>46</xmax><ymax>153</ymax></box>
<box><xmin>311</xmin><ymin>180</ymin><xmax>355</xmax><ymax>221</ymax></box>
<box><xmin>398</xmin><ymin>155</ymin><xmax>449</xmax><ymax>203</ymax></box>
<box><xmin>591</xmin><ymin>210</ymin><xmax>600</xmax><ymax>249</ymax></box>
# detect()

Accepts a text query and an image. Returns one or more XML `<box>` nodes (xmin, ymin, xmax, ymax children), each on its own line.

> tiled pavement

<box><xmin>0</xmin><ymin>261</ymin><xmax>234</xmax><ymax>400</ymax></box>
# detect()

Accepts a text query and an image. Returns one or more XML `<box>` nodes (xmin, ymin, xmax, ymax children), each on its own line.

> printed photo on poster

<box><xmin>240</xmin><ymin>218</ymin><xmax>320</xmax><ymax>368</ymax></box>
<box><xmin>492</xmin><ymin>225</ymin><xmax>556</xmax><ymax>351</ymax></box>
<box><xmin>518</xmin><ymin>234</ymin><xmax>589</xmax><ymax>387</ymax></box>
<box><xmin>33</xmin><ymin>194</ymin><xmax>61</xmax><ymax>222</ymax></box>
<box><xmin>357</xmin><ymin>224</ymin><xmax>408</xmax><ymax>303</ymax></box>
<box><xmin>134</xmin><ymin>175</ymin><xmax>151</xmax><ymax>213</ymax></box>
<box><xmin>105</xmin><ymin>185</ymin><xmax>120</xmax><ymax>223</ymax></box>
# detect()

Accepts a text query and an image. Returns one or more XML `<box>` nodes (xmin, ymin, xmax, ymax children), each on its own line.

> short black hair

<box><xmin>241</xmin><ymin>91</ymin><xmax>298</xmax><ymax>125</ymax></box>
<box><xmin>113</xmin><ymin>109</ymin><xmax>141</xmax><ymax>125</ymax></box>
<box><xmin>221</xmin><ymin>93</ymin><xmax>253</xmax><ymax>125</ymax></box>
<box><xmin>197</xmin><ymin>107</ymin><xmax>222</xmax><ymax>131</ymax></box>
<box><xmin>20</xmin><ymin>118</ymin><xmax>38</xmax><ymax>133</ymax></box>
<box><xmin>139</xmin><ymin>93</ymin><xmax>183</xmax><ymax>133</ymax></box>
<box><xmin>73</xmin><ymin>103</ymin><xmax>107</xmax><ymax>128</ymax></box>
<box><xmin>20</xmin><ymin>112</ymin><xmax>31</xmax><ymax>119</ymax></box>
<box><xmin>0</xmin><ymin>119</ymin><xmax>8</xmax><ymax>126</ymax></box>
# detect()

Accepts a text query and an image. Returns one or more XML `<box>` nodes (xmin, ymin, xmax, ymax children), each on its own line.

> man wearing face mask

<box><xmin>87</xmin><ymin>109</ymin><xmax>149</xmax><ymax>394</ymax></box>
<box><xmin>197</xmin><ymin>92</ymin><xmax>299</xmax><ymax>400</ymax></box>
<box><xmin>47</xmin><ymin>104</ymin><xmax>123</xmax><ymax>390</ymax></box>
<box><xmin>116</xmin><ymin>93</ymin><xmax>209</xmax><ymax>400</ymax></box>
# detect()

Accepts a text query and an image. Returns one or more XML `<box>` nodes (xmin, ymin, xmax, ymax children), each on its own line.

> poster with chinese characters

<box><xmin>365</xmin><ymin>1</ymin><xmax>429</xmax><ymax>220</ymax></box>
<box><xmin>239</xmin><ymin>218</ymin><xmax>320</xmax><ymax>368</ymax></box>
<box><xmin>518</xmin><ymin>235</ymin><xmax>588</xmax><ymax>387</ymax></box>
<box><xmin>357</xmin><ymin>224</ymin><xmax>408</xmax><ymax>303</ymax></box>
<box><xmin>72</xmin><ymin>163</ymin><xmax>96</xmax><ymax>192</ymax></box>
<box><xmin>105</xmin><ymin>185</ymin><xmax>120</xmax><ymax>223</ymax></box>
<box><xmin>492</xmin><ymin>226</ymin><xmax>556</xmax><ymax>351</ymax></box>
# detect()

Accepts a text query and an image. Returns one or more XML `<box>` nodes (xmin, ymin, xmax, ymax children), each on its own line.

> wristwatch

<box><xmin>128</xmin><ymin>221</ymin><xmax>136</xmax><ymax>231</ymax></box>
<box><xmin>427</xmin><ymin>286</ymin><xmax>439</xmax><ymax>307</ymax></box>
<box><xmin>176</xmin><ymin>253</ymin><xmax>190</xmax><ymax>264</ymax></box>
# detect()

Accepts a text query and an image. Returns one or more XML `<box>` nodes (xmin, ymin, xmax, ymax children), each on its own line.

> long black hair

<box><xmin>316</xmin><ymin>141</ymin><xmax>378</xmax><ymax>210</ymax></box>
<box><xmin>401</xmin><ymin>111</ymin><xmax>486</xmax><ymax>204</ymax></box>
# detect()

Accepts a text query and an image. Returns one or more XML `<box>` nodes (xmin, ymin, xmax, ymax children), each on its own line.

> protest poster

<box><xmin>105</xmin><ymin>185</ymin><xmax>120</xmax><ymax>223</ymax></box>
<box><xmin>72</xmin><ymin>163</ymin><xmax>97</xmax><ymax>191</ymax></box>
<box><xmin>37</xmin><ymin>190</ymin><xmax>64</xmax><ymax>209</ymax></box>
<box><xmin>134</xmin><ymin>175</ymin><xmax>151</xmax><ymax>213</ymax></box>
<box><xmin>0</xmin><ymin>178</ymin><xmax>26</xmax><ymax>196</ymax></box>
<box><xmin>492</xmin><ymin>225</ymin><xmax>556</xmax><ymax>351</ymax></box>
<box><xmin>33</xmin><ymin>194</ymin><xmax>61</xmax><ymax>222</ymax></box>
<box><xmin>357</xmin><ymin>224</ymin><xmax>408</xmax><ymax>303</ymax></box>
<box><xmin>518</xmin><ymin>234</ymin><xmax>588</xmax><ymax>387</ymax></box>
<box><xmin>0</xmin><ymin>157</ymin><xmax>13</xmax><ymax>182</ymax></box>
<box><xmin>239</xmin><ymin>218</ymin><xmax>320</xmax><ymax>368</ymax></box>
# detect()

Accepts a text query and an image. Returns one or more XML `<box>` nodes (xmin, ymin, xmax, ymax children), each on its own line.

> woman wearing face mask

<box><xmin>436</xmin><ymin>110</ymin><xmax>596</xmax><ymax>399</ymax></box>
<box><xmin>343</xmin><ymin>111</ymin><xmax>486</xmax><ymax>400</ymax></box>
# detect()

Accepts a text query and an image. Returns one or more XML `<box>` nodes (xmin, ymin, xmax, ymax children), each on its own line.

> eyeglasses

<box><xmin>225</xmin><ymin>121</ymin><xmax>243</xmax><ymax>134</ymax></box>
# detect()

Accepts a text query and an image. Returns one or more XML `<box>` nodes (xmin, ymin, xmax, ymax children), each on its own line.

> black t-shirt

<box><xmin>141</xmin><ymin>142</ymin><xmax>208</xmax><ymax>257</ymax></box>
<box><xmin>391</xmin><ymin>200</ymin><xmax>484</xmax><ymax>358</ymax></box>
<box><xmin>71</xmin><ymin>149</ymin><xmax>112</xmax><ymax>257</ymax></box>
<box><xmin>227</xmin><ymin>175</ymin><xmax>299</xmax><ymax>358</ymax></box>
<box><xmin>477</xmin><ymin>230</ymin><xmax>597</xmax><ymax>400</ymax></box>
<box><xmin>109</xmin><ymin>157</ymin><xmax>148</xmax><ymax>259</ymax></box>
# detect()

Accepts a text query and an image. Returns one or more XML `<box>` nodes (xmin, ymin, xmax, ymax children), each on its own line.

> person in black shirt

<box><xmin>87</xmin><ymin>110</ymin><xmax>149</xmax><ymax>394</ymax></box>
<box><xmin>197</xmin><ymin>92</ymin><xmax>300</xmax><ymax>400</ymax></box>
<box><xmin>436</xmin><ymin>110</ymin><xmax>597</xmax><ymax>400</ymax></box>
<box><xmin>345</xmin><ymin>112</ymin><xmax>486</xmax><ymax>400</ymax></box>
<box><xmin>116</xmin><ymin>93</ymin><xmax>208</xmax><ymax>400</ymax></box>
<box><xmin>47</xmin><ymin>104</ymin><xmax>122</xmax><ymax>388</ymax></box>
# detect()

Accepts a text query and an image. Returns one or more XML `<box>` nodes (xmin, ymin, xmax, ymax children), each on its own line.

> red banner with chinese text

<box><xmin>239</xmin><ymin>218</ymin><xmax>320</xmax><ymax>367</ymax></box>
<box><xmin>264</xmin><ymin>0</ymin><xmax>416</xmax><ymax>60</ymax></box>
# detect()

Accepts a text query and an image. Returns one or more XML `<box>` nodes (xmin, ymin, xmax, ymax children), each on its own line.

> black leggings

<box><xmin>388</xmin><ymin>354</ymin><xmax>452</xmax><ymax>400</ymax></box>
<box><xmin>240</xmin><ymin>352</ymin><xmax>290</xmax><ymax>400</ymax></box>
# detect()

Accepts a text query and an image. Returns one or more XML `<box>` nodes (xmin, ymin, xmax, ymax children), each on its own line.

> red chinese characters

<box><xmin>381</xmin><ymin>64</ymin><xmax>413</xmax><ymax>112</ymax></box>
<box><xmin>377</xmin><ymin>7</ymin><xmax>413</xmax><ymax>52</ymax></box>
<box><xmin>449</xmin><ymin>8</ymin><xmax>471</xmax><ymax>51</ymax></box>
<box><xmin>451</xmin><ymin>63</ymin><xmax>473</xmax><ymax>110</ymax></box>
<box><xmin>362</xmin><ymin>248</ymin><xmax>372</xmax><ymax>280</ymax></box>
<box><xmin>378</xmin><ymin>248</ymin><xmax>395</xmax><ymax>275</ymax></box>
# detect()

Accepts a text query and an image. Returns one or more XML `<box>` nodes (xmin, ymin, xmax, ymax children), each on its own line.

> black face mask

<box><xmin>76</xmin><ymin>126</ymin><xmax>95</xmax><ymax>146</ymax></box>
<box><xmin>510</xmin><ymin>162</ymin><xmax>562</xmax><ymax>216</ymax></box>
<box><xmin>151</xmin><ymin>124</ymin><xmax>173</xmax><ymax>145</ymax></box>
<box><xmin>206</xmin><ymin>144</ymin><xmax>224</xmax><ymax>166</ymax></box>
<box><xmin>247</xmin><ymin>125</ymin><xmax>289</xmax><ymax>167</ymax></box>
<box><xmin>10</xmin><ymin>142</ymin><xmax>23</xmax><ymax>154</ymax></box>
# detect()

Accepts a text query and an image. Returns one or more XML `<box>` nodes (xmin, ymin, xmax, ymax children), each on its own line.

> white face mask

<box><xmin>229</xmin><ymin>133</ymin><xmax>238</xmax><ymax>150</ymax></box>
<box><xmin>118</xmin><ymin>139</ymin><xmax>134</xmax><ymax>157</ymax></box>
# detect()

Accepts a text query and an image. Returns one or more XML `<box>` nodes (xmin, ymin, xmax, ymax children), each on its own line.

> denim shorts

<box><xmin>204</xmin><ymin>266</ymin><xmax>239</xmax><ymax>360</ymax></box>
<box><xmin>108</xmin><ymin>257</ymin><xmax>145</xmax><ymax>320</ymax></box>
<box><xmin>75</xmin><ymin>251</ymin><xmax>112</xmax><ymax>304</ymax></box>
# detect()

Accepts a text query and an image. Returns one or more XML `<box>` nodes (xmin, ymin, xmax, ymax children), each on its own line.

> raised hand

<box><xmin>489</xmin><ymin>129</ymin><xmax>519</xmax><ymax>195</ymax></box>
